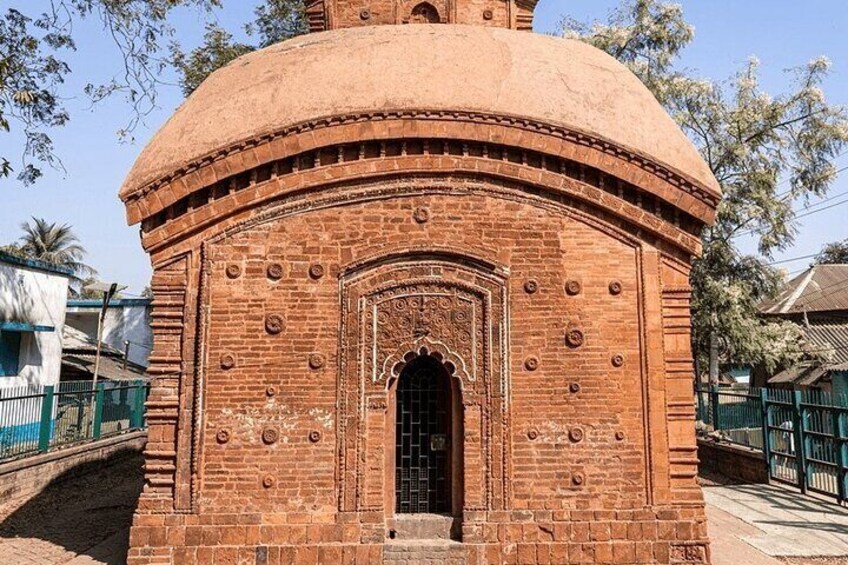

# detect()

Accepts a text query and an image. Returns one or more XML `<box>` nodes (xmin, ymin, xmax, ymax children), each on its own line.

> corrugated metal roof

<box><xmin>63</xmin><ymin>325</ymin><xmax>123</xmax><ymax>357</ymax></box>
<box><xmin>761</xmin><ymin>264</ymin><xmax>848</xmax><ymax>315</ymax></box>
<box><xmin>768</xmin><ymin>365</ymin><xmax>829</xmax><ymax>386</ymax></box>
<box><xmin>61</xmin><ymin>354</ymin><xmax>148</xmax><ymax>382</ymax></box>
<box><xmin>767</xmin><ymin>319</ymin><xmax>848</xmax><ymax>386</ymax></box>
<box><xmin>61</xmin><ymin>325</ymin><xmax>148</xmax><ymax>381</ymax></box>
<box><xmin>803</xmin><ymin>319</ymin><xmax>848</xmax><ymax>369</ymax></box>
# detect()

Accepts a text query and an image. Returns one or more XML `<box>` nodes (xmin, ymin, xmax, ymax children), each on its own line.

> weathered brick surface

<box><xmin>697</xmin><ymin>440</ymin><xmax>769</xmax><ymax>485</ymax></box>
<box><xmin>121</xmin><ymin>2</ymin><xmax>717</xmax><ymax>563</ymax></box>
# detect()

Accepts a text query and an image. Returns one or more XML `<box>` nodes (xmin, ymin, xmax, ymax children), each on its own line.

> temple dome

<box><xmin>120</xmin><ymin>24</ymin><xmax>720</xmax><ymax>200</ymax></box>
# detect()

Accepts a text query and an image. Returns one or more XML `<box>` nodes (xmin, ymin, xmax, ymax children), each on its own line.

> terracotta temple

<box><xmin>120</xmin><ymin>1</ymin><xmax>722</xmax><ymax>563</ymax></box>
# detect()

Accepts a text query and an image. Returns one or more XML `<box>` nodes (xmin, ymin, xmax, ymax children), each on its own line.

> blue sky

<box><xmin>1</xmin><ymin>0</ymin><xmax>846</xmax><ymax>294</ymax></box>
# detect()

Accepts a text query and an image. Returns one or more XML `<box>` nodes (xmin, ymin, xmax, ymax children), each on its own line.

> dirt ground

<box><xmin>0</xmin><ymin>452</ymin><xmax>143</xmax><ymax>565</ymax></box>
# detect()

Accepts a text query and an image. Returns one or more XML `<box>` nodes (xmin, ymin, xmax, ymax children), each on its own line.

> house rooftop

<box><xmin>0</xmin><ymin>250</ymin><xmax>74</xmax><ymax>277</ymax></box>
<box><xmin>761</xmin><ymin>264</ymin><xmax>848</xmax><ymax>315</ymax></box>
<box><xmin>67</xmin><ymin>298</ymin><xmax>152</xmax><ymax>309</ymax></box>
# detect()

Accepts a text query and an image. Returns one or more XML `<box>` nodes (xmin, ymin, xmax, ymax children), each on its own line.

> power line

<box><xmin>768</xmin><ymin>253</ymin><xmax>819</xmax><ymax>266</ymax></box>
<box><xmin>734</xmin><ymin>192</ymin><xmax>848</xmax><ymax>239</ymax></box>
<box><xmin>793</xmin><ymin>197</ymin><xmax>848</xmax><ymax>221</ymax></box>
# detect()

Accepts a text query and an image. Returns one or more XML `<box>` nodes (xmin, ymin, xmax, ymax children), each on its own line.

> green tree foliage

<box><xmin>171</xmin><ymin>0</ymin><xmax>306</xmax><ymax>96</ymax></box>
<box><xmin>563</xmin><ymin>0</ymin><xmax>848</xmax><ymax>374</ymax></box>
<box><xmin>0</xmin><ymin>0</ymin><xmax>220</xmax><ymax>185</ymax></box>
<box><xmin>170</xmin><ymin>25</ymin><xmax>253</xmax><ymax>97</ymax></box>
<box><xmin>17</xmin><ymin>217</ymin><xmax>96</xmax><ymax>295</ymax></box>
<box><xmin>815</xmin><ymin>239</ymin><xmax>848</xmax><ymax>265</ymax></box>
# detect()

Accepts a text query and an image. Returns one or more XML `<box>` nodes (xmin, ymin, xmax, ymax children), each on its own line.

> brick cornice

<box><xmin>122</xmin><ymin>110</ymin><xmax>720</xmax><ymax>226</ymax></box>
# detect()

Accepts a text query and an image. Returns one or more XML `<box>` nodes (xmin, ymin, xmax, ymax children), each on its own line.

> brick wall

<box><xmin>0</xmin><ymin>431</ymin><xmax>146</xmax><ymax>519</ymax></box>
<box><xmin>125</xmin><ymin>178</ymin><xmax>712</xmax><ymax>563</ymax></box>
<box><xmin>697</xmin><ymin>440</ymin><xmax>769</xmax><ymax>485</ymax></box>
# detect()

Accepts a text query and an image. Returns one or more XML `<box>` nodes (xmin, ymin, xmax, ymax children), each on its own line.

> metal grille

<box><xmin>395</xmin><ymin>356</ymin><xmax>450</xmax><ymax>514</ymax></box>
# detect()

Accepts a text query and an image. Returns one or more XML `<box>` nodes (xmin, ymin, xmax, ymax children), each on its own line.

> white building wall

<box><xmin>0</xmin><ymin>259</ymin><xmax>69</xmax><ymax>391</ymax></box>
<box><xmin>65</xmin><ymin>300</ymin><xmax>153</xmax><ymax>367</ymax></box>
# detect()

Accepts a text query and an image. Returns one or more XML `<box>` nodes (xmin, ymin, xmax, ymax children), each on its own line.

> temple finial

<box><xmin>305</xmin><ymin>0</ymin><xmax>538</xmax><ymax>33</ymax></box>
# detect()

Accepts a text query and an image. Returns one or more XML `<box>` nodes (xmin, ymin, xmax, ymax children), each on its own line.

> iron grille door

<box><xmin>395</xmin><ymin>358</ymin><xmax>450</xmax><ymax>514</ymax></box>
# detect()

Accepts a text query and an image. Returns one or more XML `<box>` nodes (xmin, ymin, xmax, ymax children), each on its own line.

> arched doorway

<box><xmin>393</xmin><ymin>351</ymin><xmax>458</xmax><ymax>514</ymax></box>
<box><xmin>409</xmin><ymin>2</ymin><xmax>441</xmax><ymax>24</ymax></box>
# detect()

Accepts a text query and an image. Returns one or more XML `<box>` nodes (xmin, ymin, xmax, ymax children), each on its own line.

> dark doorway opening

<box><xmin>394</xmin><ymin>354</ymin><xmax>453</xmax><ymax>514</ymax></box>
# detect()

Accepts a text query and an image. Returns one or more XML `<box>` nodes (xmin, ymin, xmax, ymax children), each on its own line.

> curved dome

<box><xmin>121</xmin><ymin>24</ymin><xmax>719</xmax><ymax>199</ymax></box>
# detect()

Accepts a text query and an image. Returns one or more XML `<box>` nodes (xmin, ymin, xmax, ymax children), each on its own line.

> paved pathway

<box><xmin>704</xmin><ymin>484</ymin><xmax>848</xmax><ymax>564</ymax></box>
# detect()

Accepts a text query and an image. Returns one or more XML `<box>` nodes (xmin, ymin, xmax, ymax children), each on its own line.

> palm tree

<box><xmin>19</xmin><ymin>217</ymin><xmax>96</xmax><ymax>296</ymax></box>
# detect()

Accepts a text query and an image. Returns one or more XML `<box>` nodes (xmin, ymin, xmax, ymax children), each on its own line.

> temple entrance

<box><xmin>394</xmin><ymin>354</ymin><xmax>453</xmax><ymax>514</ymax></box>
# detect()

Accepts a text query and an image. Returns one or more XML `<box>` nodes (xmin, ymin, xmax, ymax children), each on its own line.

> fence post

<box><xmin>696</xmin><ymin>385</ymin><xmax>705</xmax><ymax>424</ymax></box>
<box><xmin>37</xmin><ymin>385</ymin><xmax>54</xmax><ymax>453</ymax></box>
<box><xmin>131</xmin><ymin>380</ymin><xmax>144</xmax><ymax>429</ymax></box>
<box><xmin>792</xmin><ymin>390</ymin><xmax>808</xmax><ymax>494</ymax></box>
<box><xmin>833</xmin><ymin>407</ymin><xmax>846</xmax><ymax>505</ymax></box>
<box><xmin>760</xmin><ymin>389</ymin><xmax>771</xmax><ymax>474</ymax></box>
<box><xmin>92</xmin><ymin>383</ymin><xmax>105</xmax><ymax>440</ymax></box>
<box><xmin>710</xmin><ymin>385</ymin><xmax>720</xmax><ymax>431</ymax></box>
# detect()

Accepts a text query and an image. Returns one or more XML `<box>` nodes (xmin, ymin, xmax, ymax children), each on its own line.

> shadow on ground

<box><xmin>0</xmin><ymin>449</ymin><xmax>143</xmax><ymax>565</ymax></box>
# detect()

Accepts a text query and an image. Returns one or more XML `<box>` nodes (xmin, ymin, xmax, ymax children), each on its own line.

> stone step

<box><xmin>387</xmin><ymin>513</ymin><xmax>458</xmax><ymax>541</ymax></box>
<box><xmin>383</xmin><ymin>539</ymin><xmax>467</xmax><ymax>565</ymax></box>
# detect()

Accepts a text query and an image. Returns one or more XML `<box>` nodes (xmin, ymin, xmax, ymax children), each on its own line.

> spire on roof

<box><xmin>304</xmin><ymin>0</ymin><xmax>538</xmax><ymax>33</ymax></box>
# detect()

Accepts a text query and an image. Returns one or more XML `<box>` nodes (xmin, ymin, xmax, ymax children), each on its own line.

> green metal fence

<box><xmin>0</xmin><ymin>380</ymin><xmax>148</xmax><ymax>463</ymax></box>
<box><xmin>696</xmin><ymin>385</ymin><xmax>848</xmax><ymax>504</ymax></box>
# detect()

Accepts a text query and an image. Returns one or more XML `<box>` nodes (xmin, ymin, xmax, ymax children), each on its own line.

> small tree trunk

<box><xmin>709</xmin><ymin>331</ymin><xmax>720</xmax><ymax>386</ymax></box>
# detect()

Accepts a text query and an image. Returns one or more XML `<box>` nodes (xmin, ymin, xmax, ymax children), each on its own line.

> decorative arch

<box><xmin>385</xmin><ymin>344</ymin><xmax>470</xmax><ymax>389</ymax></box>
<box><xmin>336</xmin><ymin>253</ymin><xmax>510</xmax><ymax>521</ymax></box>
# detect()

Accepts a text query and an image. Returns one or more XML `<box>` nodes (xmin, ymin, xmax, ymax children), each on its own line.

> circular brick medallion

<box><xmin>308</xmin><ymin>263</ymin><xmax>325</xmax><ymax>280</ymax></box>
<box><xmin>611</xmin><ymin>354</ymin><xmax>625</xmax><ymax>368</ymax></box>
<box><xmin>309</xmin><ymin>430</ymin><xmax>322</xmax><ymax>443</ymax></box>
<box><xmin>262</xmin><ymin>475</ymin><xmax>275</xmax><ymax>489</ymax></box>
<box><xmin>483</xmin><ymin>9</ymin><xmax>493</xmax><ymax>20</ymax></box>
<box><xmin>265</xmin><ymin>314</ymin><xmax>285</xmax><ymax>335</ymax></box>
<box><xmin>565</xmin><ymin>280</ymin><xmax>582</xmax><ymax>296</ymax></box>
<box><xmin>225</xmin><ymin>264</ymin><xmax>241</xmax><ymax>279</ymax></box>
<box><xmin>569</xmin><ymin>427</ymin><xmax>585</xmax><ymax>443</ymax></box>
<box><xmin>266</xmin><ymin>386</ymin><xmax>276</xmax><ymax>398</ymax></box>
<box><xmin>216</xmin><ymin>429</ymin><xmax>230</xmax><ymax>444</ymax></box>
<box><xmin>609</xmin><ymin>280</ymin><xmax>623</xmax><ymax>296</ymax></box>
<box><xmin>569</xmin><ymin>382</ymin><xmax>581</xmax><ymax>394</ymax></box>
<box><xmin>615</xmin><ymin>431</ymin><xmax>626</xmax><ymax>442</ymax></box>
<box><xmin>413</xmin><ymin>207</ymin><xmax>430</xmax><ymax>224</ymax></box>
<box><xmin>572</xmin><ymin>472</ymin><xmax>585</xmax><ymax>486</ymax></box>
<box><xmin>220</xmin><ymin>354</ymin><xmax>235</xmax><ymax>370</ymax></box>
<box><xmin>360</xmin><ymin>8</ymin><xmax>370</xmax><ymax>20</ymax></box>
<box><xmin>523</xmin><ymin>279</ymin><xmax>539</xmax><ymax>294</ymax></box>
<box><xmin>308</xmin><ymin>353</ymin><xmax>326</xmax><ymax>370</ymax></box>
<box><xmin>524</xmin><ymin>357</ymin><xmax>539</xmax><ymax>371</ymax></box>
<box><xmin>527</xmin><ymin>429</ymin><xmax>539</xmax><ymax>441</ymax></box>
<box><xmin>266</xmin><ymin>263</ymin><xmax>284</xmax><ymax>281</ymax></box>
<box><xmin>261</xmin><ymin>427</ymin><xmax>279</xmax><ymax>445</ymax></box>
<box><xmin>565</xmin><ymin>328</ymin><xmax>585</xmax><ymax>348</ymax></box>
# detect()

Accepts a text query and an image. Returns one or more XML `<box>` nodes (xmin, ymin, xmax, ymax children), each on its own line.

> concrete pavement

<box><xmin>704</xmin><ymin>483</ymin><xmax>848</xmax><ymax>562</ymax></box>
